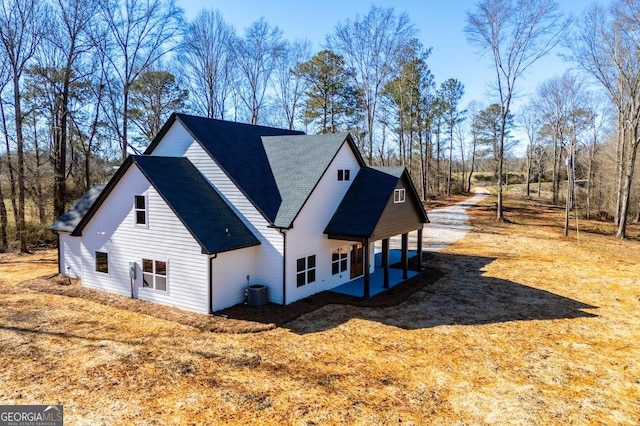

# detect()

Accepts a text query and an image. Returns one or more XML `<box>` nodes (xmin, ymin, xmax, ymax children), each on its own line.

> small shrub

<box><xmin>593</xmin><ymin>210</ymin><xmax>614</xmax><ymax>222</ymax></box>
<box><xmin>25</xmin><ymin>221</ymin><xmax>56</xmax><ymax>248</ymax></box>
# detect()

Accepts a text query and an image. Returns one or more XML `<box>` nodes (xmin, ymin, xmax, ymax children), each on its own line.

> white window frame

<box><xmin>134</xmin><ymin>195</ymin><xmax>148</xmax><ymax>226</ymax></box>
<box><xmin>394</xmin><ymin>188</ymin><xmax>406</xmax><ymax>203</ymax></box>
<box><xmin>296</xmin><ymin>255</ymin><xmax>316</xmax><ymax>287</ymax></box>
<box><xmin>331</xmin><ymin>247</ymin><xmax>348</xmax><ymax>275</ymax></box>
<box><xmin>142</xmin><ymin>258</ymin><xmax>168</xmax><ymax>292</ymax></box>
<box><xmin>95</xmin><ymin>251</ymin><xmax>109</xmax><ymax>274</ymax></box>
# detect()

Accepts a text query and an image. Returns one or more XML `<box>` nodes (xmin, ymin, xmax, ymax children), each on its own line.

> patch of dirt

<box><xmin>423</xmin><ymin>192</ymin><xmax>473</xmax><ymax>210</ymax></box>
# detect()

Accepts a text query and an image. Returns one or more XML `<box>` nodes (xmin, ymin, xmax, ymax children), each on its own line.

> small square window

<box><xmin>394</xmin><ymin>188</ymin><xmax>406</xmax><ymax>203</ymax></box>
<box><xmin>143</xmin><ymin>258</ymin><xmax>153</xmax><ymax>273</ymax></box>
<box><xmin>95</xmin><ymin>252</ymin><xmax>108</xmax><ymax>273</ymax></box>
<box><xmin>296</xmin><ymin>272</ymin><xmax>306</xmax><ymax>287</ymax></box>
<box><xmin>337</xmin><ymin>169</ymin><xmax>350</xmax><ymax>181</ymax></box>
<box><xmin>135</xmin><ymin>196</ymin><xmax>145</xmax><ymax>209</ymax></box>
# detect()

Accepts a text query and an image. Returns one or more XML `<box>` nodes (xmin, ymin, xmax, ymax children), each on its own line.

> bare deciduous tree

<box><xmin>99</xmin><ymin>0</ymin><xmax>183</xmax><ymax>159</ymax></box>
<box><xmin>465</xmin><ymin>0</ymin><xmax>566</xmax><ymax>221</ymax></box>
<box><xmin>0</xmin><ymin>0</ymin><xmax>49</xmax><ymax>252</ymax></box>
<box><xmin>180</xmin><ymin>9</ymin><xmax>235</xmax><ymax>119</ymax></box>
<box><xmin>234</xmin><ymin>18</ymin><xmax>285</xmax><ymax>125</ymax></box>
<box><xmin>31</xmin><ymin>0</ymin><xmax>99</xmax><ymax>218</ymax></box>
<box><xmin>570</xmin><ymin>0</ymin><xmax>640</xmax><ymax>238</ymax></box>
<box><xmin>273</xmin><ymin>39</ymin><xmax>312</xmax><ymax>130</ymax></box>
<box><xmin>328</xmin><ymin>6</ymin><xmax>417</xmax><ymax>164</ymax></box>
<box><xmin>518</xmin><ymin>102</ymin><xmax>541</xmax><ymax>198</ymax></box>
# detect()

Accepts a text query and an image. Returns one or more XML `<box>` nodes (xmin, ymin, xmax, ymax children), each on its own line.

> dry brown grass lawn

<box><xmin>1</xmin><ymin>193</ymin><xmax>639</xmax><ymax>425</ymax></box>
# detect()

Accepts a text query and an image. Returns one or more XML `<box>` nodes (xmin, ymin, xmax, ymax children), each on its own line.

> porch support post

<box><xmin>382</xmin><ymin>238</ymin><xmax>390</xmax><ymax>288</ymax></box>
<box><xmin>417</xmin><ymin>227</ymin><xmax>423</xmax><ymax>271</ymax></box>
<box><xmin>401</xmin><ymin>232</ymin><xmax>409</xmax><ymax>279</ymax></box>
<box><xmin>363</xmin><ymin>238</ymin><xmax>371</xmax><ymax>298</ymax></box>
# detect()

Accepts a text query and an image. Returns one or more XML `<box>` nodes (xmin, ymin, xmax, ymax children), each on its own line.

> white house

<box><xmin>51</xmin><ymin>114</ymin><xmax>428</xmax><ymax>313</ymax></box>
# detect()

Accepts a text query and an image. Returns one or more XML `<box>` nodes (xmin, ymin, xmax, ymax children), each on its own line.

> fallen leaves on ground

<box><xmin>0</xmin><ymin>193</ymin><xmax>639</xmax><ymax>425</ymax></box>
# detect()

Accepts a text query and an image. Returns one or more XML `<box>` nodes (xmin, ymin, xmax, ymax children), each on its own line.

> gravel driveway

<box><xmin>423</xmin><ymin>188</ymin><xmax>489</xmax><ymax>252</ymax></box>
<box><xmin>381</xmin><ymin>188</ymin><xmax>489</xmax><ymax>252</ymax></box>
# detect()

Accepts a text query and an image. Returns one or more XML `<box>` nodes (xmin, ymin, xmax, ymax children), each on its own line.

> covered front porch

<box><xmin>323</xmin><ymin>166</ymin><xmax>429</xmax><ymax>299</ymax></box>
<box><xmin>331</xmin><ymin>248</ymin><xmax>419</xmax><ymax>297</ymax></box>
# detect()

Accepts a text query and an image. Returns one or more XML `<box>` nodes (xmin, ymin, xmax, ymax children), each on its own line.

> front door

<box><xmin>350</xmin><ymin>243</ymin><xmax>363</xmax><ymax>279</ymax></box>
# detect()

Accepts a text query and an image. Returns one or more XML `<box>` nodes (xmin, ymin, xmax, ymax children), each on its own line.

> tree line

<box><xmin>0</xmin><ymin>0</ymin><xmax>639</xmax><ymax>253</ymax></box>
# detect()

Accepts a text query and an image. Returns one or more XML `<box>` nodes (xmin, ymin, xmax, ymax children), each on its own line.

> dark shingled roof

<box><xmin>263</xmin><ymin>133</ymin><xmax>354</xmax><ymax>228</ymax></box>
<box><xmin>324</xmin><ymin>168</ymin><xmax>400</xmax><ymax>238</ymax></box>
<box><xmin>49</xmin><ymin>185</ymin><xmax>105</xmax><ymax>232</ymax></box>
<box><xmin>146</xmin><ymin>113</ymin><xmax>304</xmax><ymax>222</ymax></box>
<box><xmin>131</xmin><ymin>155</ymin><xmax>260</xmax><ymax>254</ymax></box>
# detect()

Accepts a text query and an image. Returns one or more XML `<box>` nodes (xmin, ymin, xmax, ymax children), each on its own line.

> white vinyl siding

<box><xmin>80</xmin><ymin>166</ymin><xmax>209</xmax><ymax>313</ymax></box>
<box><xmin>147</xmin><ymin>121</ymin><xmax>194</xmax><ymax>157</ymax></box>
<box><xmin>285</xmin><ymin>142</ymin><xmax>364</xmax><ymax>302</ymax></box>
<box><xmin>182</xmin><ymin>140</ymin><xmax>284</xmax><ymax>304</ymax></box>
<box><xmin>59</xmin><ymin>233</ymin><xmax>82</xmax><ymax>279</ymax></box>
<box><xmin>210</xmin><ymin>246</ymin><xmax>259</xmax><ymax>311</ymax></box>
<box><xmin>148</xmin><ymin>121</ymin><xmax>284</xmax><ymax>304</ymax></box>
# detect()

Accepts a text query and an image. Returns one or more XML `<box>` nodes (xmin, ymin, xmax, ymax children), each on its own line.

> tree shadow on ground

<box><xmin>216</xmin><ymin>256</ymin><xmax>443</xmax><ymax>328</ymax></box>
<box><xmin>219</xmin><ymin>251</ymin><xmax>598</xmax><ymax>335</ymax></box>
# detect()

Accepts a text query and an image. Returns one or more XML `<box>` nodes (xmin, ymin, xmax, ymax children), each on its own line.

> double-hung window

<box><xmin>142</xmin><ymin>259</ymin><xmax>167</xmax><ymax>291</ymax></box>
<box><xmin>134</xmin><ymin>195</ymin><xmax>147</xmax><ymax>225</ymax></box>
<box><xmin>331</xmin><ymin>247</ymin><xmax>348</xmax><ymax>275</ymax></box>
<box><xmin>296</xmin><ymin>255</ymin><xmax>316</xmax><ymax>287</ymax></box>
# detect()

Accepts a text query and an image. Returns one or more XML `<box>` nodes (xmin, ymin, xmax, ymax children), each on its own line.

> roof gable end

<box><xmin>263</xmin><ymin>132</ymin><xmax>363</xmax><ymax>228</ymax></box>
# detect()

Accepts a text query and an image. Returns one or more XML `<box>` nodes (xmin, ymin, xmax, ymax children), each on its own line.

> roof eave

<box><xmin>200</xmin><ymin>240</ymin><xmax>261</xmax><ymax>255</ymax></box>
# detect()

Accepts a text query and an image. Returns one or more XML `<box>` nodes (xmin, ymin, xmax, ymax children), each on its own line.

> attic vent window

<box><xmin>337</xmin><ymin>169</ymin><xmax>350</xmax><ymax>181</ymax></box>
<box><xmin>134</xmin><ymin>195</ymin><xmax>147</xmax><ymax>225</ymax></box>
<box><xmin>394</xmin><ymin>188</ymin><xmax>406</xmax><ymax>203</ymax></box>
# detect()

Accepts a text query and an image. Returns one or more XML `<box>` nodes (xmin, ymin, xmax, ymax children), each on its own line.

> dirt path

<box><xmin>423</xmin><ymin>188</ymin><xmax>489</xmax><ymax>252</ymax></box>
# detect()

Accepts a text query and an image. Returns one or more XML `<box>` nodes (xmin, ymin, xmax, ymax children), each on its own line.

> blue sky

<box><xmin>178</xmin><ymin>0</ymin><xmax>600</xmax><ymax>120</ymax></box>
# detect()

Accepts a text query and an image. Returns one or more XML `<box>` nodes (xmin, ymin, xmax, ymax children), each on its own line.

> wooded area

<box><xmin>1</xmin><ymin>0</ymin><xmax>639</xmax><ymax>252</ymax></box>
